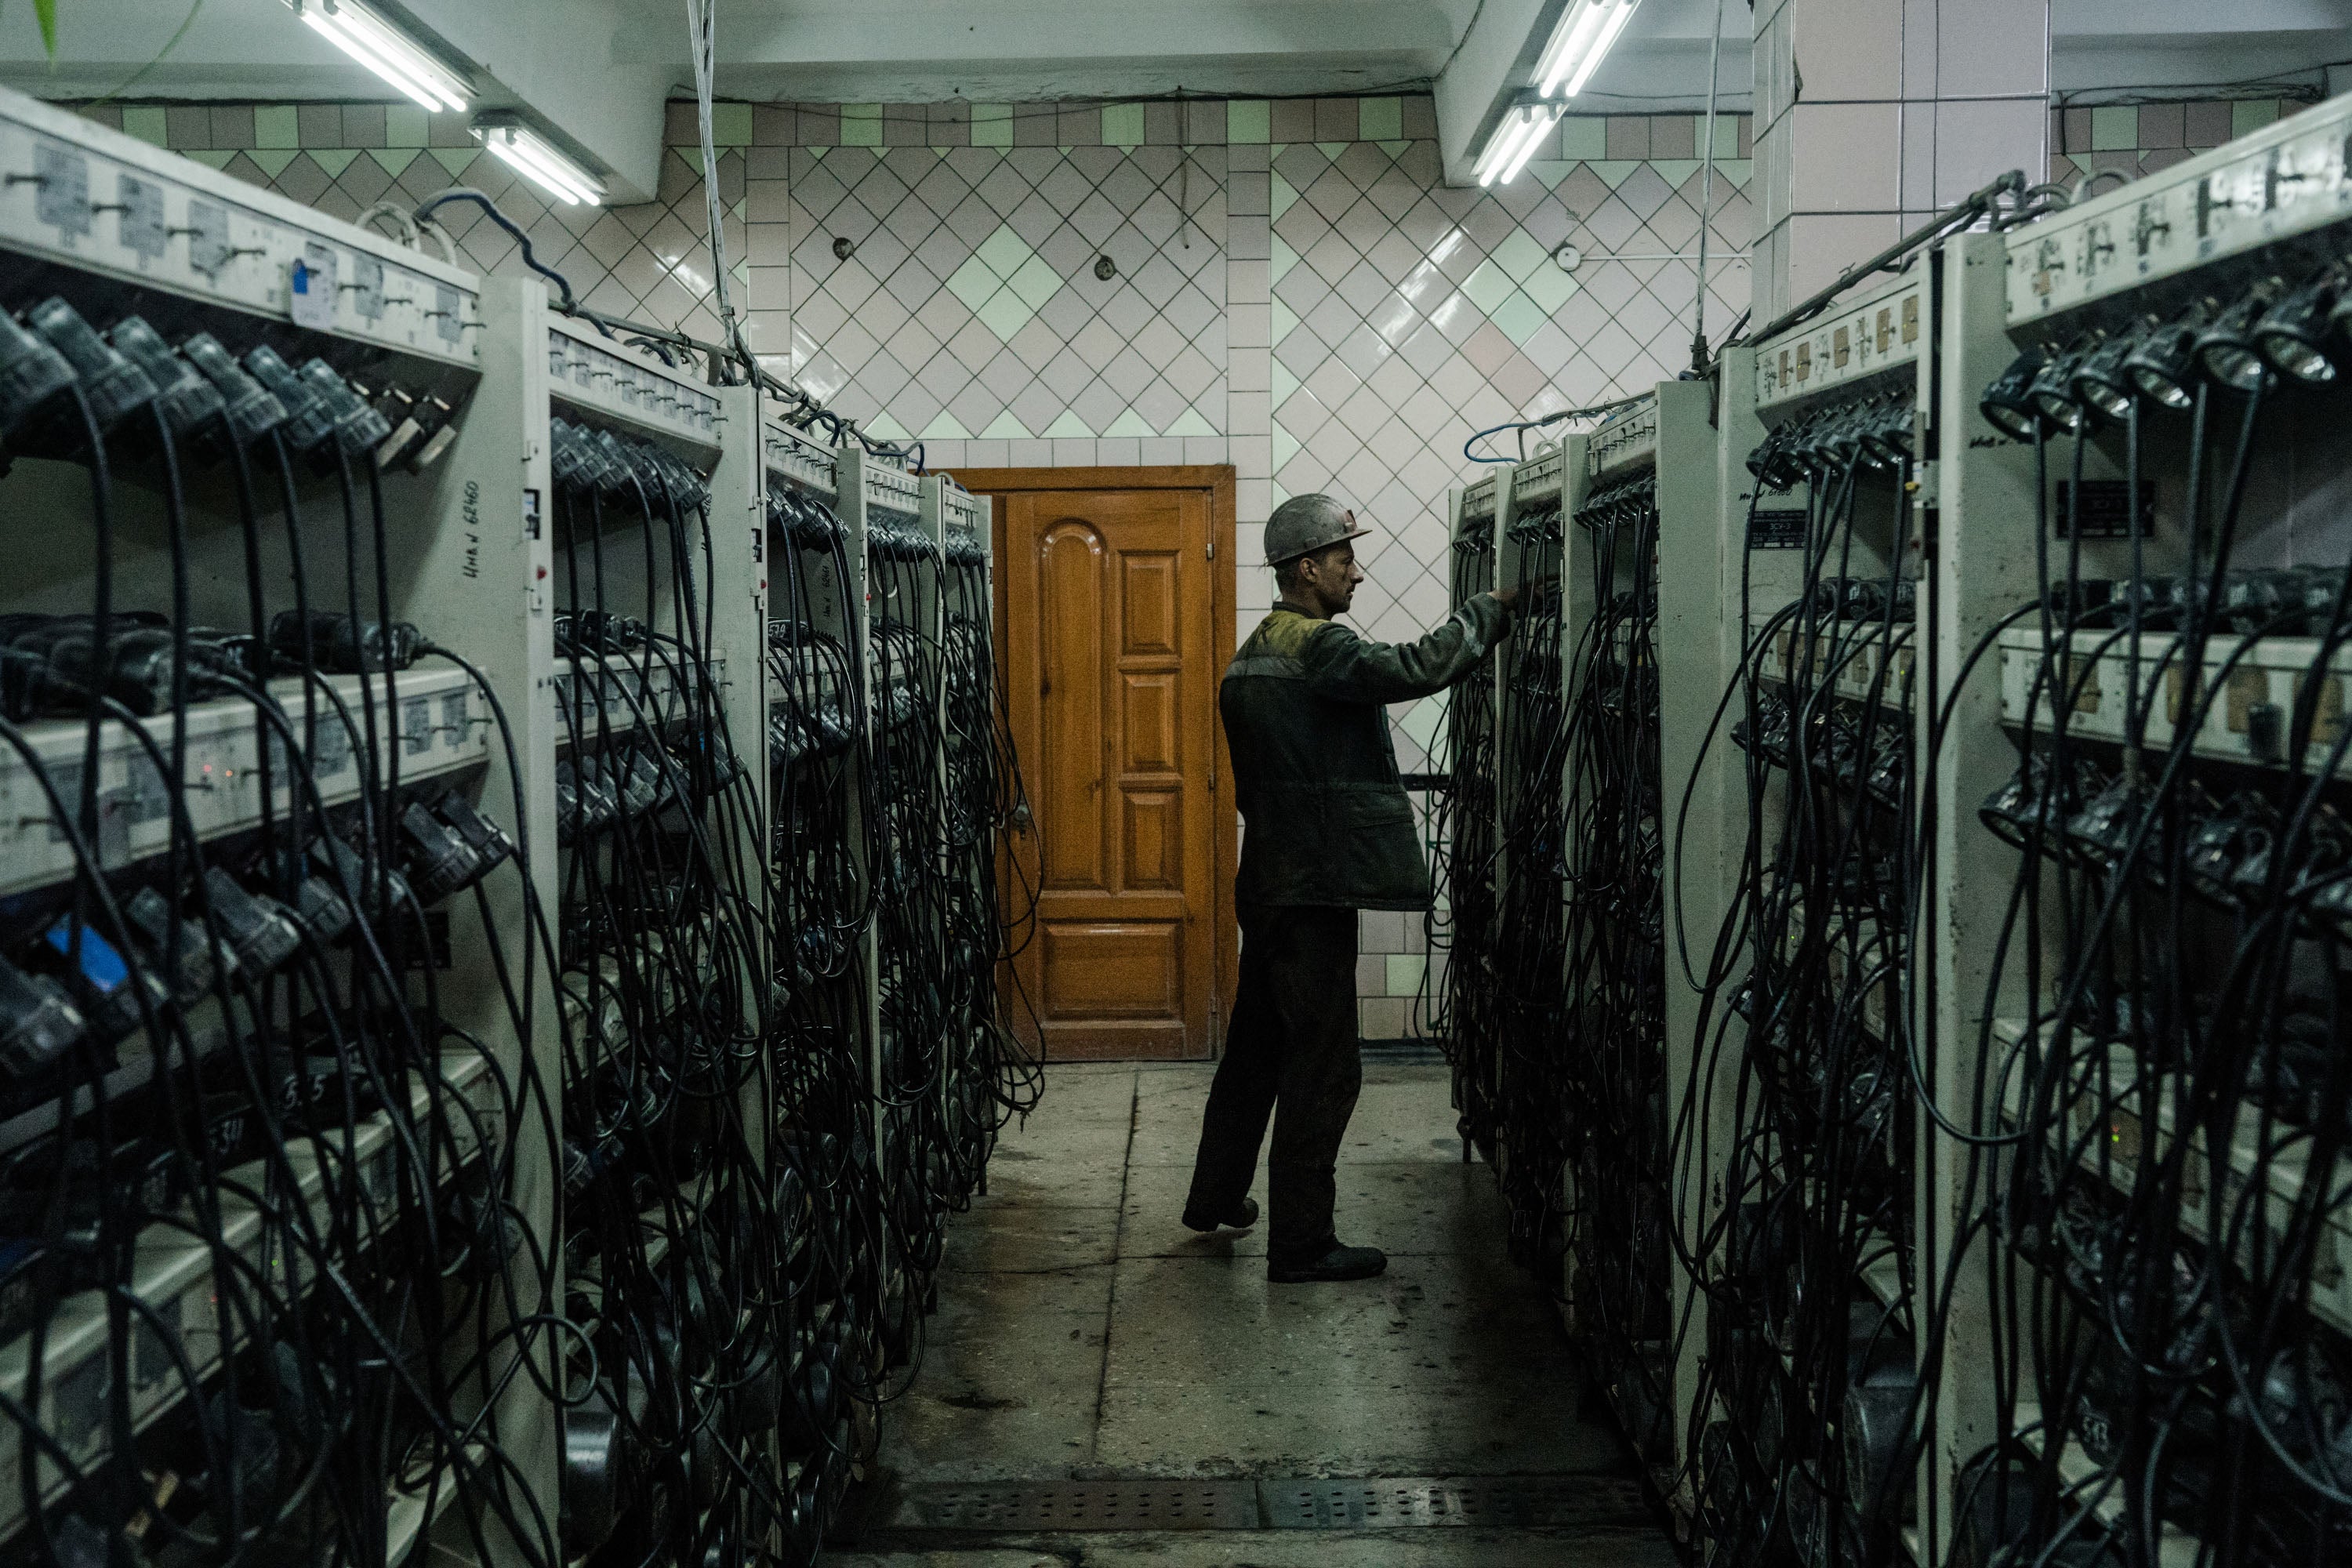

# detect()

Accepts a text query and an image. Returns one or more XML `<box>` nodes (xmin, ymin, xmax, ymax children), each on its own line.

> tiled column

<box><xmin>1227</xmin><ymin>140</ymin><xmax>1275</xmax><ymax>590</ymax></box>
<box><xmin>1751</xmin><ymin>0</ymin><xmax>2048</xmax><ymax>322</ymax></box>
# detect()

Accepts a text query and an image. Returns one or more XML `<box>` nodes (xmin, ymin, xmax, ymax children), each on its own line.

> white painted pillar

<box><xmin>1751</xmin><ymin>0</ymin><xmax>2049</xmax><ymax>321</ymax></box>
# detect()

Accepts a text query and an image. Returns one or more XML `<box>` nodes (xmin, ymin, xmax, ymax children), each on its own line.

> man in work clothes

<box><xmin>1181</xmin><ymin>492</ymin><xmax>1531</xmax><ymax>1283</ymax></box>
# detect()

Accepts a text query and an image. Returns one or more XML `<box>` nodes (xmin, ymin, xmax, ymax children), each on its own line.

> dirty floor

<box><xmin>831</xmin><ymin>1058</ymin><xmax>1680</xmax><ymax>1566</ymax></box>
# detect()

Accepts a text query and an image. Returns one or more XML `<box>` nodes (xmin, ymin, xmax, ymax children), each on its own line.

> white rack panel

<box><xmin>861</xmin><ymin>452</ymin><xmax>924</xmax><ymax>520</ymax></box>
<box><xmin>546</xmin><ymin>316</ymin><xmax>722</xmax><ymax>446</ymax></box>
<box><xmin>0</xmin><ymin>89</ymin><xmax>480</xmax><ymax>367</ymax></box>
<box><xmin>1459</xmin><ymin>470</ymin><xmax>1499</xmax><ymax>524</ymax></box>
<box><xmin>1586</xmin><ymin>400</ymin><xmax>1659</xmax><ymax>479</ymax></box>
<box><xmin>1998</xmin><ymin>627</ymin><xmax>2350</xmax><ymax>771</ymax></box>
<box><xmin>766</xmin><ymin>419</ymin><xmax>840</xmax><ymax>499</ymax></box>
<box><xmin>2009</xmin><ymin>90</ymin><xmax>2352</xmax><ymax>321</ymax></box>
<box><xmin>1757</xmin><ymin>265</ymin><xmax>1927</xmax><ymax>408</ymax></box>
<box><xmin>550</xmin><ymin>652</ymin><xmax>728</xmax><ymax>747</ymax></box>
<box><xmin>0</xmin><ymin>666</ymin><xmax>488</xmax><ymax>898</ymax></box>
<box><xmin>0</xmin><ymin>1047</ymin><xmax>505</xmax><ymax>1541</ymax></box>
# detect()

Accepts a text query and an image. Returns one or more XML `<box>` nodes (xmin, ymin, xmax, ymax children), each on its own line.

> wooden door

<box><xmin>956</xmin><ymin>467</ymin><xmax>1235</xmax><ymax>1061</ymax></box>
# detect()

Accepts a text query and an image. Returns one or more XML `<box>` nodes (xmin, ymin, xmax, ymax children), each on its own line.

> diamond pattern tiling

<box><xmin>176</xmin><ymin>93</ymin><xmax>1758</xmax><ymax>664</ymax></box>
<box><xmin>792</xmin><ymin>143</ymin><xmax>1229</xmax><ymax>438</ymax></box>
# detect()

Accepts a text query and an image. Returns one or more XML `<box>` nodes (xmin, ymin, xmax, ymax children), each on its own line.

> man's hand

<box><xmin>1494</xmin><ymin>578</ymin><xmax>1558</xmax><ymax>615</ymax></box>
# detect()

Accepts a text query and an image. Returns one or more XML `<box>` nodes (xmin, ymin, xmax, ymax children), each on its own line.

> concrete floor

<box><xmin>834</xmin><ymin>1060</ymin><xmax>1680</xmax><ymax>1566</ymax></box>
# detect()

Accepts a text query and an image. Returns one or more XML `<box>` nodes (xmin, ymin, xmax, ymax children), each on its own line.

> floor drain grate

<box><xmin>1263</xmin><ymin>1475</ymin><xmax>1651</xmax><ymax>1530</ymax></box>
<box><xmin>880</xmin><ymin>1474</ymin><xmax>1651</xmax><ymax>1534</ymax></box>
<box><xmin>891</xmin><ymin>1479</ymin><xmax>1259</xmax><ymax>1532</ymax></box>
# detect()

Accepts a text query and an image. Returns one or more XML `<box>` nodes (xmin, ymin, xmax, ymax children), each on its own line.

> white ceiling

<box><xmin>0</xmin><ymin>0</ymin><xmax>2339</xmax><ymax>198</ymax></box>
<box><xmin>1</xmin><ymin>0</ymin><xmax>2343</xmax><ymax>100</ymax></box>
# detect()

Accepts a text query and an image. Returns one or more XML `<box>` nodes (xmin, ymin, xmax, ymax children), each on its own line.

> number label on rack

<box><xmin>350</xmin><ymin>253</ymin><xmax>386</xmax><ymax>321</ymax></box>
<box><xmin>186</xmin><ymin>199</ymin><xmax>230</xmax><ymax>274</ymax></box>
<box><xmin>117</xmin><ymin>172</ymin><xmax>165</xmax><ymax>261</ymax></box>
<box><xmin>32</xmin><ymin>139</ymin><xmax>88</xmax><ymax>238</ymax></box>
<box><xmin>289</xmin><ymin>242</ymin><xmax>337</xmax><ymax>328</ymax></box>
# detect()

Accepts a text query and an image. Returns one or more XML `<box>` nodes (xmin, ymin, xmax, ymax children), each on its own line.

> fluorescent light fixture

<box><xmin>289</xmin><ymin>0</ymin><xmax>472</xmax><ymax>114</ymax></box>
<box><xmin>1535</xmin><ymin>0</ymin><xmax>1643</xmax><ymax>99</ymax></box>
<box><xmin>1474</xmin><ymin>102</ymin><xmax>1563</xmax><ymax>188</ymax></box>
<box><xmin>474</xmin><ymin>118</ymin><xmax>606</xmax><ymax>207</ymax></box>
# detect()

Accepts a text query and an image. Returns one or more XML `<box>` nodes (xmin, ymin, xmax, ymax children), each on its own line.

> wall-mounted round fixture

<box><xmin>832</xmin><ymin>236</ymin><xmax>856</xmax><ymax>261</ymax></box>
<box><xmin>1094</xmin><ymin>255</ymin><xmax>1117</xmax><ymax>281</ymax></box>
<box><xmin>1554</xmin><ymin>243</ymin><xmax>1582</xmax><ymax>274</ymax></box>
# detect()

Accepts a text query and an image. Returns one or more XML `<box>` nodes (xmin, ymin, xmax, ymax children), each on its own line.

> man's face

<box><xmin>1298</xmin><ymin>540</ymin><xmax>1365</xmax><ymax>615</ymax></box>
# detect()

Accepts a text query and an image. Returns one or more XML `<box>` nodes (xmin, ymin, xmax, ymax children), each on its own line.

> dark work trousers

<box><xmin>1184</xmin><ymin>902</ymin><xmax>1363</xmax><ymax>1259</ymax></box>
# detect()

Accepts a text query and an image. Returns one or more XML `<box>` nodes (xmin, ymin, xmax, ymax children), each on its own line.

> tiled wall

<box><xmin>2047</xmin><ymin>96</ymin><xmax>2310</xmax><ymax>183</ymax></box>
<box><xmin>760</xmin><ymin>97</ymin><xmax>1756</xmax><ymax>752</ymax></box>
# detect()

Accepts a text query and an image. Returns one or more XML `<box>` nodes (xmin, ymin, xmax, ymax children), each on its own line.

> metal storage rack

<box><xmin>0</xmin><ymin>80</ymin><xmax>543</xmax><ymax>1566</ymax></box>
<box><xmin>0</xmin><ymin>80</ymin><xmax>1002</xmax><ymax>1568</ymax></box>
<box><xmin>1578</xmin><ymin>88</ymin><xmax>2352</xmax><ymax>1568</ymax></box>
<box><xmin>1909</xmin><ymin>91</ymin><xmax>2352</xmax><ymax>1568</ymax></box>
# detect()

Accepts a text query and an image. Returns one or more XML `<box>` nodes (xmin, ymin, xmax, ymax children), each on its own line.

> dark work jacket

<box><xmin>1221</xmin><ymin>596</ymin><xmax>1511</xmax><ymax>911</ymax></box>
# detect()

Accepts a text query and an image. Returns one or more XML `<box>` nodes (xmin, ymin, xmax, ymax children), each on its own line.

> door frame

<box><xmin>946</xmin><ymin>464</ymin><xmax>1240</xmax><ymax>1058</ymax></box>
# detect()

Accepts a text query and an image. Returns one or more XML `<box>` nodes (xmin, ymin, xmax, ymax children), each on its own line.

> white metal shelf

<box><xmin>0</xmin><ymin>1047</ymin><xmax>503</xmax><ymax>1540</ymax></box>
<box><xmin>1999</xmin><ymin>626</ymin><xmax>2351</xmax><ymax>773</ymax></box>
<box><xmin>0</xmin><ymin>665</ymin><xmax>489</xmax><ymax>898</ymax></box>
<box><xmin>0</xmin><ymin>91</ymin><xmax>481</xmax><ymax>370</ymax></box>
<box><xmin>1992</xmin><ymin>1018</ymin><xmax>2352</xmax><ymax>1339</ymax></box>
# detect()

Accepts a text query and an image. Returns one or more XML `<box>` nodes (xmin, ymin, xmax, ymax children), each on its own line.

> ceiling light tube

<box><xmin>1474</xmin><ymin>110</ymin><xmax>1537</xmax><ymax>186</ymax></box>
<box><xmin>1499</xmin><ymin>103</ymin><xmax>1563</xmax><ymax>185</ymax></box>
<box><xmin>1536</xmin><ymin>0</ymin><xmax>1642</xmax><ymax>100</ymax></box>
<box><xmin>327</xmin><ymin>5</ymin><xmax>470</xmax><ymax>109</ymax></box>
<box><xmin>1475</xmin><ymin>103</ymin><xmax>1559</xmax><ymax>188</ymax></box>
<box><xmin>301</xmin><ymin>11</ymin><xmax>439</xmax><ymax>110</ymax></box>
<box><xmin>492</xmin><ymin>132</ymin><xmax>594</xmax><ymax>203</ymax></box>
<box><xmin>289</xmin><ymin>0</ymin><xmax>471</xmax><ymax>114</ymax></box>
<box><xmin>485</xmin><ymin>133</ymin><xmax>597</xmax><ymax>206</ymax></box>
<box><xmin>1565</xmin><ymin>0</ymin><xmax>1642</xmax><ymax>96</ymax></box>
<box><xmin>474</xmin><ymin>118</ymin><xmax>606</xmax><ymax>206</ymax></box>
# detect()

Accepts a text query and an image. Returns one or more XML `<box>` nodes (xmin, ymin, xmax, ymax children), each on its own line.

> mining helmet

<box><xmin>1264</xmin><ymin>493</ymin><xmax>1373</xmax><ymax>565</ymax></box>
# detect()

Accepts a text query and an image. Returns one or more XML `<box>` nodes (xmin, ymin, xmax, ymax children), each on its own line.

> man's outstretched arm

<box><xmin>1298</xmin><ymin>590</ymin><xmax>1518</xmax><ymax>706</ymax></box>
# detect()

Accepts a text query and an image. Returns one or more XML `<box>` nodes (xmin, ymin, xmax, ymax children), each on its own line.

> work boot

<box><xmin>1181</xmin><ymin>1196</ymin><xmax>1259</xmax><ymax>1232</ymax></box>
<box><xmin>1266</xmin><ymin>1241</ymin><xmax>1387</xmax><ymax>1283</ymax></box>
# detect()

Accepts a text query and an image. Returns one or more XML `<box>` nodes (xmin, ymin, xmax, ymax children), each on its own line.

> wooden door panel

<box><xmin>1120</xmin><ymin>672</ymin><xmax>1178</xmax><ymax>775</ymax></box>
<box><xmin>1036</xmin><ymin>519</ymin><xmax>1108</xmax><ymax>892</ymax></box>
<box><xmin>1121</xmin><ymin>790</ymin><xmax>1180</xmax><ymax>890</ymax></box>
<box><xmin>1041</xmin><ymin>923</ymin><xmax>1184</xmax><ymax>1020</ymax></box>
<box><xmin>1120</xmin><ymin>553</ymin><xmax>1179</xmax><ymax>655</ymax></box>
<box><xmin>987</xmin><ymin>479</ymin><xmax>1221</xmax><ymax>1060</ymax></box>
